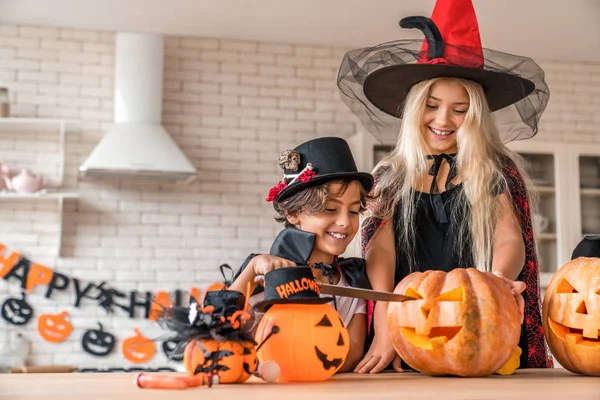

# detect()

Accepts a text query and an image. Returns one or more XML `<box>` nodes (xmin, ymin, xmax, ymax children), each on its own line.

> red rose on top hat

<box><xmin>265</xmin><ymin>137</ymin><xmax>373</xmax><ymax>204</ymax></box>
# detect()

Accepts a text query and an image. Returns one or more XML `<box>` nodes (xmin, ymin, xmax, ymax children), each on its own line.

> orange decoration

<box><xmin>26</xmin><ymin>263</ymin><xmax>53</xmax><ymax>292</ymax></box>
<box><xmin>543</xmin><ymin>257</ymin><xmax>600</xmax><ymax>376</ymax></box>
<box><xmin>255</xmin><ymin>303</ymin><xmax>349</xmax><ymax>382</ymax></box>
<box><xmin>122</xmin><ymin>328</ymin><xmax>156</xmax><ymax>364</ymax></box>
<box><xmin>183</xmin><ymin>339</ymin><xmax>257</xmax><ymax>384</ymax></box>
<box><xmin>149</xmin><ymin>291</ymin><xmax>172</xmax><ymax>321</ymax></box>
<box><xmin>386</xmin><ymin>268</ymin><xmax>521</xmax><ymax>376</ymax></box>
<box><xmin>0</xmin><ymin>246</ymin><xmax>20</xmax><ymax>278</ymax></box>
<box><xmin>38</xmin><ymin>311</ymin><xmax>73</xmax><ymax>343</ymax></box>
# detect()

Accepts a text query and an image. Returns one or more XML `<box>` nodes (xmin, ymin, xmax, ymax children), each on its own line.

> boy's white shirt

<box><xmin>249</xmin><ymin>272</ymin><xmax>367</xmax><ymax>328</ymax></box>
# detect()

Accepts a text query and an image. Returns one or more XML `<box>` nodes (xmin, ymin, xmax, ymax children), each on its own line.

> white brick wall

<box><xmin>0</xmin><ymin>23</ymin><xmax>599</xmax><ymax>370</ymax></box>
<box><xmin>0</xmin><ymin>23</ymin><xmax>361</xmax><ymax>369</ymax></box>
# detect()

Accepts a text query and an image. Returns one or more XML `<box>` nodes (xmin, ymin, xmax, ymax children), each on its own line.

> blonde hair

<box><xmin>370</xmin><ymin>77</ymin><xmax>538</xmax><ymax>272</ymax></box>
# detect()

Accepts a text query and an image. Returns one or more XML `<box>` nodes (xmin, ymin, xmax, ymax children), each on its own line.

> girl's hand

<box><xmin>491</xmin><ymin>271</ymin><xmax>526</xmax><ymax>323</ymax></box>
<box><xmin>354</xmin><ymin>333</ymin><xmax>403</xmax><ymax>374</ymax></box>
<box><xmin>252</xmin><ymin>254</ymin><xmax>296</xmax><ymax>285</ymax></box>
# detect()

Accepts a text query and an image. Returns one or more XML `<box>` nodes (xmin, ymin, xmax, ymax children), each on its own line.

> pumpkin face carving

<box><xmin>255</xmin><ymin>303</ymin><xmax>349</xmax><ymax>382</ymax></box>
<box><xmin>387</xmin><ymin>268</ymin><xmax>521</xmax><ymax>377</ymax></box>
<box><xmin>38</xmin><ymin>311</ymin><xmax>73</xmax><ymax>343</ymax></box>
<box><xmin>122</xmin><ymin>329</ymin><xmax>156</xmax><ymax>364</ymax></box>
<box><xmin>82</xmin><ymin>323</ymin><xmax>115</xmax><ymax>357</ymax></box>
<box><xmin>1</xmin><ymin>293</ymin><xmax>33</xmax><ymax>325</ymax></box>
<box><xmin>543</xmin><ymin>257</ymin><xmax>600</xmax><ymax>376</ymax></box>
<box><xmin>183</xmin><ymin>339</ymin><xmax>257</xmax><ymax>383</ymax></box>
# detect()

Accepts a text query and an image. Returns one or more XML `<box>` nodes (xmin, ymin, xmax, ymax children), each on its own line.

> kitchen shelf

<box><xmin>0</xmin><ymin>118</ymin><xmax>80</xmax><ymax>257</ymax></box>
<box><xmin>580</xmin><ymin>188</ymin><xmax>600</xmax><ymax>196</ymax></box>
<box><xmin>535</xmin><ymin>186</ymin><xmax>555</xmax><ymax>194</ymax></box>
<box><xmin>0</xmin><ymin>192</ymin><xmax>79</xmax><ymax>199</ymax></box>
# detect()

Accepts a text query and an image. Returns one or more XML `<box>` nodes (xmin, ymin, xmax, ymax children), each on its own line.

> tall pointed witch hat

<box><xmin>337</xmin><ymin>0</ymin><xmax>549</xmax><ymax>142</ymax></box>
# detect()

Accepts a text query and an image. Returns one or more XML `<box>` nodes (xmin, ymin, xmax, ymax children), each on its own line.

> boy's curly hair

<box><xmin>274</xmin><ymin>179</ymin><xmax>375</xmax><ymax>228</ymax></box>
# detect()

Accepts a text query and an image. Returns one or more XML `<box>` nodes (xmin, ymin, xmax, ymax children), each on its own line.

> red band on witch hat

<box><xmin>419</xmin><ymin>0</ymin><xmax>484</xmax><ymax>68</ymax></box>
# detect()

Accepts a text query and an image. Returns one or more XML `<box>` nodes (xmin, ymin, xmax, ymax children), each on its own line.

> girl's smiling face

<box><xmin>287</xmin><ymin>181</ymin><xmax>362</xmax><ymax>263</ymax></box>
<box><xmin>421</xmin><ymin>79</ymin><xmax>469</xmax><ymax>155</ymax></box>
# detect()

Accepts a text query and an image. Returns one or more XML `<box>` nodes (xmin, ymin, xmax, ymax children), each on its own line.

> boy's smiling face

<box><xmin>286</xmin><ymin>181</ymin><xmax>362</xmax><ymax>263</ymax></box>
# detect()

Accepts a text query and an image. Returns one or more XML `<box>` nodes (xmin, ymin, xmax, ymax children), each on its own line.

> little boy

<box><xmin>230</xmin><ymin>137</ymin><xmax>374</xmax><ymax>372</ymax></box>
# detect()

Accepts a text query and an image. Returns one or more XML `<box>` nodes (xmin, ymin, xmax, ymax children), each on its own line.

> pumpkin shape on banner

<box><xmin>122</xmin><ymin>329</ymin><xmax>156</xmax><ymax>363</ymax></box>
<box><xmin>38</xmin><ymin>311</ymin><xmax>73</xmax><ymax>343</ymax></box>
<box><xmin>253</xmin><ymin>267</ymin><xmax>349</xmax><ymax>382</ymax></box>
<box><xmin>82</xmin><ymin>323</ymin><xmax>116</xmax><ymax>357</ymax></box>
<box><xmin>1</xmin><ymin>293</ymin><xmax>33</xmax><ymax>325</ymax></box>
<box><xmin>386</xmin><ymin>268</ymin><xmax>521</xmax><ymax>377</ymax></box>
<box><xmin>542</xmin><ymin>257</ymin><xmax>600</xmax><ymax>376</ymax></box>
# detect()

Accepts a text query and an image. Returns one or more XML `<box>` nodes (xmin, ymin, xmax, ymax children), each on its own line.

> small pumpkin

<box><xmin>38</xmin><ymin>311</ymin><xmax>73</xmax><ymax>343</ymax></box>
<box><xmin>82</xmin><ymin>322</ymin><xmax>115</xmax><ymax>357</ymax></box>
<box><xmin>1</xmin><ymin>292</ymin><xmax>33</xmax><ymax>325</ymax></box>
<box><xmin>122</xmin><ymin>328</ymin><xmax>156</xmax><ymax>364</ymax></box>
<box><xmin>183</xmin><ymin>339</ymin><xmax>257</xmax><ymax>383</ymax></box>
<box><xmin>386</xmin><ymin>268</ymin><xmax>521</xmax><ymax>377</ymax></box>
<box><xmin>255</xmin><ymin>303</ymin><xmax>349</xmax><ymax>382</ymax></box>
<box><xmin>542</xmin><ymin>257</ymin><xmax>600</xmax><ymax>376</ymax></box>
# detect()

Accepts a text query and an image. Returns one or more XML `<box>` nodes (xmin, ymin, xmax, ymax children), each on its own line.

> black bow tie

<box><xmin>426</xmin><ymin>153</ymin><xmax>458</xmax><ymax>224</ymax></box>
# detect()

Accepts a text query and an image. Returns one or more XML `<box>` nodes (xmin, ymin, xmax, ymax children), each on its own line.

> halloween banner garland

<box><xmin>0</xmin><ymin>243</ymin><xmax>200</xmax><ymax>319</ymax></box>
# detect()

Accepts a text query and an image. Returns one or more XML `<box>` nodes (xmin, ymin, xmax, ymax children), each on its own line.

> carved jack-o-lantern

<box><xmin>1</xmin><ymin>293</ymin><xmax>33</xmax><ymax>326</ymax></box>
<box><xmin>255</xmin><ymin>303</ymin><xmax>350</xmax><ymax>382</ymax></box>
<box><xmin>387</xmin><ymin>268</ymin><xmax>521</xmax><ymax>376</ymax></box>
<box><xmin>38</xmin><ymin>311</ymin><xmax>73</xmax><ymax>343</ymax></box>
<box><xmin>543</xmin><ymin>257</ymin><xmax>600</xmax><ymax>376</ymax></box>
<box><xmin>183</xmin><ymin>339</ymin><xmax>257</xmax><ymax>383</ymax></box>
<box><xmin>122</xmin><ymin>329</ymin><xmax>156</xmax><ymax>364</ymax></box>
<box><xmin>81</xmin><ymin>323</ymin><xmax>115</xmax><ymax>357</ymax></box>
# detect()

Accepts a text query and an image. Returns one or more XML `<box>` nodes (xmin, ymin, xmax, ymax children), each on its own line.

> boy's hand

<box><xmin>252</xmin><ymin>254</ymin><xmax>296</xmax><ymax>285</ymax></box>
<box><xmin>354</xmin><ymin>333</ymin><xmax>403</xmax><ymax>374</ymax></box>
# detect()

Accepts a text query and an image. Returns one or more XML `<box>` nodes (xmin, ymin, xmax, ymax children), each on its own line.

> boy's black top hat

<box><xmin>267</xmin><ymin>137</ymin><xmax>374</xmax><ymax>204</ymax></box>
<box><xmin>252</xmin><ymin>266</ymin><xmax>334</xmax><ymax>312</ymax></box>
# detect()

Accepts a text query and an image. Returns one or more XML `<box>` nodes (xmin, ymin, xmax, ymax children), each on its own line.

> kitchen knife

<box><xmin>317</xmin><ymin>282</ymin><xmax>416</xmax><ymax>302</ymax></box>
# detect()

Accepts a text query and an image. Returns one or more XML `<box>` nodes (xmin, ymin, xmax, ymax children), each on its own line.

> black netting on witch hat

<box><xmin>337</xmin><ymin>39</ymin><xmax>549</xmax><ymax>143</ymax></box>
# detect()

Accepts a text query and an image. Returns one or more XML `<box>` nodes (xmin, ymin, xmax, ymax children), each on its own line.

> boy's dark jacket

<box><xmin>232</xmin><ymin>228</ymin><xmax>372</xmax><ymax>296</ymax></box>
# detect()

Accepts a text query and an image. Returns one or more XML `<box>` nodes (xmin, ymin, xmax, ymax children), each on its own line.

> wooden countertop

<box><xmin>1</xmin><ymin>369</ymin><xmax>598</xmax><ymax>400</ymax></box>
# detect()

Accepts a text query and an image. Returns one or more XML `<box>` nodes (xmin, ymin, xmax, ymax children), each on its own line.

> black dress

<box><xmin>392</xmin><ymin>183</ymin><xmax>474</xmax><ymax>285</ymax></box>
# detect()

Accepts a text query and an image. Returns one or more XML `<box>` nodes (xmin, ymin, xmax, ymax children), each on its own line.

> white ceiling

<box><xmin>1</xmin><ymin>0</ymin><xmax>599</xmax><ymax>62</ymax></box>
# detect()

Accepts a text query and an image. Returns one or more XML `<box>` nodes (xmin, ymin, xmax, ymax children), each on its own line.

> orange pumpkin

<box><xmin>387</xmin><ymin>268</ymin><xmax>521</xmax><ymax>376</ymax></box>
<box><xmin>38</xmin><ymin>311</ymin><xmax>73</xmax><ymax>343</ymax></box>
<box><xmin>183</xmin><ymin>339</ymin><xmax>257</xmax><ymax>383</ymax></box>
<box><xmin>122</xmin><ymin>328</ymin><xmax>156</xmax><ymax>364</ymax></box>
<box><xmin>542</xmin><ymin>257</ymin><xmax>600</xmax><ymax>376</ymax></box>
<box><xmin>255</xmin><ymin>303</ymin><xmax>349</xmax><ymax>382</ymax></box>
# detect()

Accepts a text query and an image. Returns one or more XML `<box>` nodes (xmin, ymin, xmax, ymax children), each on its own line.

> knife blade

<box><xmin>317</xmin><ymin>282</ymin><xmax>415</xmax><ymax>302</ymax></box>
